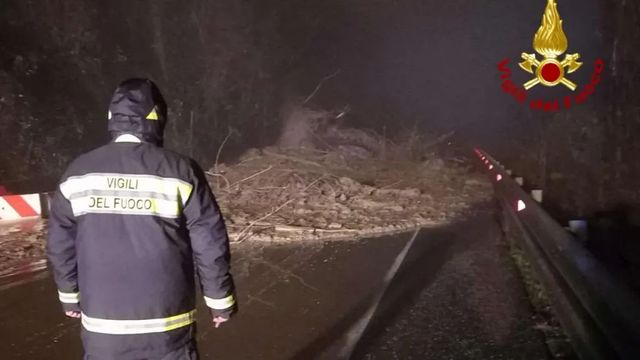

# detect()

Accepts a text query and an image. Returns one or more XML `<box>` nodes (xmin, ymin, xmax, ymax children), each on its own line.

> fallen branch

<box><xmin>205</xmin><ymin>171</ymin><xmax>231</xmax><ymax>190</ymax></box>
<box><xmin>251</xmin><ymin>187</ymin><xmax>289</xmax><ymax>193</ymax></box>
<box><xmin>292</xmin><ymin>173</ymin><xmax>306</xmax><ymax>186</ymax></box>
<box><xmin>238</xmin><ymin>156</ymin><xmax>261</xmax><ymax>165</ymax></box>
<box><xmin>423</xmin><ymin>130</ymin><xmax>456</xmax><ymax>149</ymax></box>
<box><xmin>214</xmin><ymin>128</ymin><xmax>233</xmax><ymax>174</ymax></box>
<box><xmin>233</xmin><ymin>199</ymin><xmax>295</xmax><ymax>243</ymax></box>
<box><xmin>275</xmin><ymin>225</ymin><xmax>359</xmax><ymax>233</ymax></box>
<box><xmin>274</xmin><ymin>225</ymin><xmax>314</xmax><ymax>232</ymax></box>
<box><xmin>380</xmin><ymin>180</ymin><xmax>404</xmax><ymax>189</ymax></box>
<box><xmin>314</xmin><ymin>228</ymin><xmax>360</xmax><ymax>233</ymax></box>
<box><xmin>228</xmin><ymin>166</ymin><xmax>273</xmax><ymax>188</ymax></box>
<box><xmin>263</xmin><ymin>149</ymin><xmax>325</xmax><ymax>168</ymax></box>
<box><xmin>303</xmin><ymin>69</ymin><xmax>341</xmax><ymax>104</ymax></box>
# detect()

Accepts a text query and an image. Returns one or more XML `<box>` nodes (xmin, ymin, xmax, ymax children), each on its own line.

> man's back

<box><xmin>60</xmin><ymin>141</ymin><xmax>198</xmax><ymax>319</ymax></box>
<box><xmin>47</xmin><ymin>79</ymin><xmax>235</xmax><ymax>360</ymax></box>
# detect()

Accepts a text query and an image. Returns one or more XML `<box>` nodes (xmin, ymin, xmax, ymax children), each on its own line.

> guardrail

<box><xmin>0</xmin><ymin>192</ymin><xmax>50</xmax><ymax>222</ymax></box>
<box><xmin>474</xmin><ymin>149</ymin><xmax>640</xmax><ymax>360</ymax></box>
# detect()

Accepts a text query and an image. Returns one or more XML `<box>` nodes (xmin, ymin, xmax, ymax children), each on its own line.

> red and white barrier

<box><xmin>0</xmin><ymin>194</ymin><xmax>43</xmax><ymax>220</ymax></box>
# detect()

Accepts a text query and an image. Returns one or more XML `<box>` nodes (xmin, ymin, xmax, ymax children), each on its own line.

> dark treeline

<box><xmin>0</xmin><ymin>0</ymin><xmax>351</xmax><ymax>191</ymax></box>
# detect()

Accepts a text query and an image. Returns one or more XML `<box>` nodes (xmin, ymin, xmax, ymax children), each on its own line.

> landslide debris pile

<box><xmin>0</xmin><ymin>127</ymin><xmax>492</xmax><ymax>273</ymax></box>
<box><xmin>209</xmin><ymin>145</ymin><xmax>492</xmax><ymax>243</ymax></box>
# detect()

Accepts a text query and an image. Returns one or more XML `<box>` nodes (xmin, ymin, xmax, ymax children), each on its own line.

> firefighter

<box><xmin>47</xmin><ymin>78</ymin><xmax>236</xmax><ymax>359</ymax></box>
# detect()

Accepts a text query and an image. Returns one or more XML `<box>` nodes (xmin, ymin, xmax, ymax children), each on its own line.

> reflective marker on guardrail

<box><xmin>531</xmin><ymin>190</ymin><xmax>543</xmax><ymax>203</ymax></box>
<box><xmin>568</xmin><ymin>220</ymin><xmax>588</xmax><ymax>242</ymax></box>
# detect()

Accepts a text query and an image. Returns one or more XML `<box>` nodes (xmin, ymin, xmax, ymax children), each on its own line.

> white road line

<box><xmin>337</xmin><ymin>228</ymin><xmax>421</xmax><ymax>359</ymax></box>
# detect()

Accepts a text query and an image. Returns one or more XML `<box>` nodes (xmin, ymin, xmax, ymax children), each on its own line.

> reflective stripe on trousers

<box><xmin>58</xmin><ymin>290</ymin><xmax>80</xmax><ymax>304</ymax></box>
<box><xmin>81</xmin><ymin>310</ymin><xmax>196</xmax><ymax>335</ymax></box>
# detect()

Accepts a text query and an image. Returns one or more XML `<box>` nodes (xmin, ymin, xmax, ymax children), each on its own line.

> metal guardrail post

<box><xmin>39</xmin><ymin>192</ymin><xmax>51</xmax><ymax>219</ymax></box>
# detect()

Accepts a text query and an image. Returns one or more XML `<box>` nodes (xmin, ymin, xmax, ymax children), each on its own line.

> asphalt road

<box><xmin>0</xmin><ymin>205</ymin><xmax>548</xmax><ymax>359</ymax></box>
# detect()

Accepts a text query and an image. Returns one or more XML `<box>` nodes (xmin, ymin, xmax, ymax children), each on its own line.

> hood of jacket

<box><xmin>107</xmin><ymin>78</ymin><xmax>166</xmax><ymax>145</ymax></box>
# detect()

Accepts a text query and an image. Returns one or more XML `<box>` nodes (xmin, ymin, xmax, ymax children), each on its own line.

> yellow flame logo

<box><xmin>533</xmin><ymin>0</ymin><xmax>568</xmax><ymax>58</ymax></box>
<box><xmin>519</xmin><ymin>0</ymin><xmax>582</xmax><ymax>91</ymax></box>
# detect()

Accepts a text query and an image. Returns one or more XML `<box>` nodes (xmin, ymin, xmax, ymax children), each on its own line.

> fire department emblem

<box><xmin>519</xmin><ymin>0</ymin><xmax>582</xmax><ymax>91</ymax></box>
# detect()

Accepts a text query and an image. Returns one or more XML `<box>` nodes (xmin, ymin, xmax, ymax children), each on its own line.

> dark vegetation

<box><xmin>0</xmin><ymin>0</ymin><xmax>353</xmax><ymax>190</ymax></box>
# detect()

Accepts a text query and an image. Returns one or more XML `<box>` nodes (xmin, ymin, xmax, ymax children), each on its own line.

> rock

<box><xmin>328</xmin><ymin>223</ymin><xmax>343</xmax><ymax>229</ymax></box>
<box><xmin>375</xmin><ymin>188</ymin><xmax>420</xmax><ymax>197</ymax></box>
<box><xmin>352</xmin><ymin>198</ymin><xmax>385</xmax><ymax>209</ymax></box>
<box><xmin>338</xmin><ymin>177</ymin><xmax>358</xmax><ymax>187</ymax></box>
<box><xmin>338</xmin><ymin>193</ymin><xmax>348</xmax><ymax>202</ymax></box>
<box><xmin>372</xmin><ymin>188</ymin><xmax>392</xmax><ymax>196</ymax></box>
<box><xmin>361</xmin><ymin>185</ymin><xmax>376</xmax><ymax>195</ymax></box>
<box><xmin>397</xmin><ymin>188</ymin><xmax>421</xmax><ymax>197</ymax></box>
<box><xmin>239</xmin><ymin>148</ymin><xmax>262</xmax><ymax>161</ymax></box>
<box><xmin>464</xmin><ymin>179</ymin><xmax>483</xmax><ymax>186</ymax></box>
<box><xmin>331</xmin><ymin>202</ymin><xmax>350</xmax><ymax>211</ymax></box>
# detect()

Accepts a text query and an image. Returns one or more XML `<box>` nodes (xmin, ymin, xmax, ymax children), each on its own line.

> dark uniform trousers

<box><xmin>83</xmin><ymin>341</ymin><xmax>199</xmax><ymax>360</ymax></box>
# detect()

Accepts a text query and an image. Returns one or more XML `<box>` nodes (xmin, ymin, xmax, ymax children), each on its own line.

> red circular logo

<box><xmin>540</xmin><ymin>63</ymin><xmax>561</xmax><ymax>83</ymax></box>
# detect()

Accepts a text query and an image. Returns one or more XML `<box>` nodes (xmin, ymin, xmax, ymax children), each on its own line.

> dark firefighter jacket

<box><xmin>47</xmin><ymin>79</ymin><xmax>235</xmax><ymax>359</ymax></box>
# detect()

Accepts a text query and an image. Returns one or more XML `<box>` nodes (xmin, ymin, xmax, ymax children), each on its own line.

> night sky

<box><xmin>300</xmin><ymin>0</ymin><xmax>608</xmax><ymax>149</ymax></box>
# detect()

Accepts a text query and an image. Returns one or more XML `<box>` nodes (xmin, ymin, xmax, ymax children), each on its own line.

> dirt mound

<box><xmin>0</xmin><ymin>138</ymin><xmax>492</xmax><ymax>273</ymax></box>
<box><xmin>209</xmin><ymin>146</ymin><xmax>492</xmax><ymax>242</ymax></box>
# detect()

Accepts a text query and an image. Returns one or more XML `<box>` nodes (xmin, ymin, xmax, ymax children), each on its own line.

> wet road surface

<box><xmin>0</xmin><ymin>206</ymin><xmax>548</xmax><ymax>359</ymax></box>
